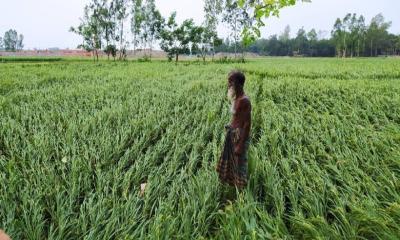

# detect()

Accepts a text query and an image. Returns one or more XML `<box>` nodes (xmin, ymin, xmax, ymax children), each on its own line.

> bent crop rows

<box><xmin>1</xmin><ymin>59</ymin><xmax>400</xmax><ymax>239</ymax></box>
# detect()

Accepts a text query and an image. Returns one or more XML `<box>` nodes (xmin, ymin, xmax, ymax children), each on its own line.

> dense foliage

<box><xmin>217</xmin><ymin>13</ymin><xmax>400</xmax><ymax>57</ymax></box>
<box><xmin>0</xmin><ymin>29</ymin><xmax>24</xmax><ymax>52</ymax></box>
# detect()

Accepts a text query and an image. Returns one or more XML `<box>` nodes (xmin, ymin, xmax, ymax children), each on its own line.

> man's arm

<box><xmin>235</xmin><ymin>98</ymin><xmax>251</xmax><ymax>155</ymax></box>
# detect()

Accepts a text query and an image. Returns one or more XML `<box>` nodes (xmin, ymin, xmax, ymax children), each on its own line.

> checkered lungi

<box><xmin>216</xmin><ymin>126</ymin><xmax>249</xmax><ymax>188</ymax></box>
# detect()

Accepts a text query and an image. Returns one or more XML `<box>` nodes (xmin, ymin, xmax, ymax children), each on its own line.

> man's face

<box><xmin>227</xmin><ymin>76</ymin><xmax>234</xmax><ymax>88</ymax></box>
<box><xmin>227</xmin><ymin>77</ymin><xmax>236</xmax><ymax>101</ymax></box>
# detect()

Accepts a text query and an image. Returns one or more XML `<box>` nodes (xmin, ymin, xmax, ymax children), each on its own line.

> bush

<box><xmin>215</xmin><ymin>56</ymin><xmax>246</xmax><ymax>64</ymax></box>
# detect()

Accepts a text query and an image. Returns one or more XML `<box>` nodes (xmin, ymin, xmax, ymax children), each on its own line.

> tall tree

<box><xmin>294</xmin><ymin>27</ymin><xmax>307</xmax><ymax>55</ymax></box>
<box><xmin>191</xmin><ymin>25</ymin><xmax>221</xmax><ymax>62</ymax></box>
<box><xmin>386</xmin><ymin>34</ymin><xmax>398</xmax><ymax>55</ymax></box>
<box><xmin>204</xmin><ymin>0</ymin><xmax>222</xmax><ymax>60</ymax></box>
<box><xmin>346</xmin><ymin>13</ymin><xmax>357</xmax><ymax>57</ymax></box>
<box><xmin>112</xmin><ymin>0</ymin><xmax>129</xmax><ymax>60</ymax></box>
<box><xmin>366</xmin><ymin>13</ymin><xmax>391</xmax><ymax>56</ymax></box>
<box><xmin>279</xmin><ymin>25</ymin><xmax>291</xmax><ymax>41</ymax></box>
<box><xmin>0</xmin><ymin>37</ymin><xmax>3</xmax><ymax>50</ymax></box>
<box><xmin>279</xmin><ymin>25</ymin><xmax>291</xmax><ymax>55</ymax></box>
<box><xmin>341</xmin><ymin>13</ymin><xmax>352</xmax><ymax>57</ymax></box>
<box><xmin>160</xmin><ymin>13</ymin><xmax>196</xmax><ymax>63</ymax></box>
<box><xmin>70</xmin><ymin>4</ymin><xmax>102</xmax><ymax>61</ymax></box>
<box><xmin>139</xmin><ymin>0</ymin><xmax>163</xmax><ymax>59</ymax></box>
<box><xmin>17</xmin><ymin>34</ymin><xmax>24</xmax><ymax>51</ymax></box>
<box><xmin>332</xmin><ymin>13</ymin><xmax>369</xmax><ymax>57</ymax></box>
<box><xmin>343</xmin><ymin>13</ymin><xmax>366</xmax><ymax>57</ymax></box>
<box><xmin>267</xmin><ymin>35</ymin><xmax>280</xmax><ymax>55</ymax></box>
<box><xmin>101</xmin><ymin>0</ymin><xmax>118</xmax><ymax>60</ymax></box>
<box><xmin>355</xmin><ymin>15</ymin><xmax>366</xmax><ymax>57</ymax></box>
<box><xmin>3</xmin><ymin>29</ymin><xmax>21</xmax><ymax>52</ymax></box>
<box><xmin>222</xmin><ymin>0</ymin><xmax>254</xmax><ymax>58</ymax></box>
<box><xmin>396</xmin><ymin>36</ymin><xmax>400</xmax><ymax>55</ymax></box>
<box><xmin>130</xmin><ymin>0</ymin><xmax>143</xmax><ymax>55</ymax></box>
<box><xmin>307</xmin><ymin>29</ymin><xmax>317</xmax><ymax>56</ymax></box>
<box><xmin>331</xmin><ymin>18</ymin><xmax>344</xmax><ymax>57</ymax></box>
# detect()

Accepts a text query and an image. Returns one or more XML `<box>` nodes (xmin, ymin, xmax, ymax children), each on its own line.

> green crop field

<box><xmin>1</xmin><ymin>58</ymin><xmax>400</xmax><ymax>239</ymax></box>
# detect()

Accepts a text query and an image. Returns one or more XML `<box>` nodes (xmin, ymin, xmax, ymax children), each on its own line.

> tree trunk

<box><xmin>119</xmin><ymin>20</ymin><xmax>124</xmax><ymax>60</ymax></box>
<box><xmin>106</xmin><ymin>26</ymin><xmax>109</xmax><ymax>61</ymax></box>
<box><xmin>150</xmin><ymin>47</ymin><xmax>152</xmax><ymax>60</ymax></box>
<box><xmin>234</xmin><ymin>18</ymin><xmax>237</xmax><ymax>59</ymax></box>
<box><xmin>149</xmin><ymin>39</ymin><xmax>152</xmax><ymax>58</ymax></box>
<box><xmin>234</xmin><ymin>41</ymin><xmax>237</xmax><ymax>59</ymax></box>
<box><xmin>343</xmin><ymin>34</ymin><xmax>347</xmax><ymax>58</ymax></box>
<box><xmin>362</xmin><ymin>37</ymin><xmax>366</xmax><ymax>56</ymax></box>
<box><xmin>370</xmin><ymin>40</ymin><xmax>373</xmax><ymax>57</ymax></box>
<box><xmin>175</xmin><ymin>53</ymin><xmax>179</xmax><ymax>63</ymax></box>
<box><xmin>212</xmin><ymin>41</ymin><xmax>215</xmax><ymax>62</ymax></box>
<box><xmin>133</xmin><ymin>34</ymin><xmax>136</xmax><ymax>56</ymax></box>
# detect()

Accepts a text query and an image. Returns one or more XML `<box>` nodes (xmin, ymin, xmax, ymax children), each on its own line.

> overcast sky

<box><xmin>0</xmin><ymin>0</ymin><xmax>399</xmax><ymax>49</ymax></box>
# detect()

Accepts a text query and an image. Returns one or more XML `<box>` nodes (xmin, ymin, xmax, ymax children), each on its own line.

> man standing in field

<box><xmin>217</xmin><ymin>70</ymin><xmax>252</xmax><ymax>189</ymax></box>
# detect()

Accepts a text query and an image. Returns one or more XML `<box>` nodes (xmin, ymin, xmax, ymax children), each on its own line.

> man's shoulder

<box><xmin>237</xmin><ymin>95</ymin><xmax>251</xmax><ymax>110</ymax></box>
<box><xmin>238</xmin><ymin>95</ymin><xmax>251</xmax><ymax>105</ymax></box>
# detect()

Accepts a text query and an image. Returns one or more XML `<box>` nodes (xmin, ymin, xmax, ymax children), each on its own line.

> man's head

<box><xmin>227</xmin><ymin>70</ymin><xmax>245</xmax><ymax>100</ymax></box>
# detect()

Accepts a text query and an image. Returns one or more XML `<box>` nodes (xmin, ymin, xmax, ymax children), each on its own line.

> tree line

<box><xmin>71</xmin><ymin>0</ymin><xmax>311</xmax><ymax>62</ymax></box>
<box><xmin>0</xmin><ymin>29</ymin><xmax>24</xmax><ymax>52</ymax></box>
<box><xmin>71</xmin><ymin>1</ymin><xmax>399</xmax><ymax>61</ymax></box>
<box><xmin>217</xmin><ymin>13</ymin><xmax>400</xmax><ymax>57</ymax></box>
<box><xmin>332</xmin><ymin>13</ymin><xmax>399</xmax><ymax>57</ymax></box>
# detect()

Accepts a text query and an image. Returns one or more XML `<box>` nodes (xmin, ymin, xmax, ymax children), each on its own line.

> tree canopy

<box><xmin>2</xmin><ymin>29</ymin><xmax>24</xmax><ymax>52</ymax></box>
<box><xmin>238</xmin><ymin>0</ymin><xmax>311</xmax><ymax>44</ymax></box>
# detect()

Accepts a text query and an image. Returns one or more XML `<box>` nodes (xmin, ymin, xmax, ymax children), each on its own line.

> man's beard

<box><xmin>227</xmin><ymin>87</ymin><xmax>236</xmax><ymax>114</ymax></box>
<box><xmin>227</xmin><ymin>87</ymin><xmax>236</xmax><ymax>101</ymax></box>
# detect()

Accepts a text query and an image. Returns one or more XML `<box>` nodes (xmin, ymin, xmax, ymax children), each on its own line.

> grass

<box><xmin>0</xmin><ymin>58</ymin><xmax>400</xmax><ymax>239</ymax></box>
